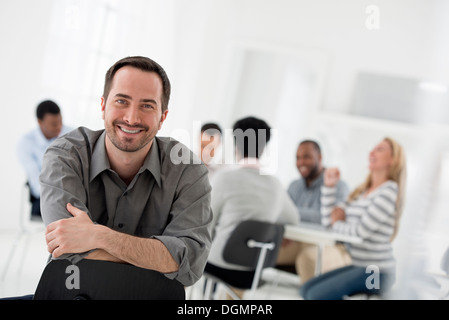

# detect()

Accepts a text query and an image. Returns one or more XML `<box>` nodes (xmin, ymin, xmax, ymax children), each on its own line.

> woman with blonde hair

<box><xmin>300</xmin><ymin>137</ymin><xmax>407</xmax><ymax>300</ymax></box>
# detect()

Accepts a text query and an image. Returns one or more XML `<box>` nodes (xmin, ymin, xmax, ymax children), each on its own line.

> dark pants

<box><xmin>300</xmin><ymin>265</ymin><xmax>396</xmax><ymax>300</ymax></box>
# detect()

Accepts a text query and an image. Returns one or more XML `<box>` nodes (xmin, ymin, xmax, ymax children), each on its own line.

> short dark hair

<box><xmin>103</xmin><ymin>56</ymin><xmax>171</xmax><ymax>113</ymax></box>
<box><xmin>201</xmin><ymin>122</ymin><xmax>222</xmax><ymax>135</ymax></box>
<box><xmin>299</xmin><ymin>140</ymin><xmax>321</xmax><ymax>154</ymax></box>
<box><xmin>233</xmin><ymin>116</ymin><xmax>271</xmax><ymax>159</ymax></box>
<box><xmin>36</xmin><ymin>100</ymin><xmax>60</xmax><ymax>120</ymax></box>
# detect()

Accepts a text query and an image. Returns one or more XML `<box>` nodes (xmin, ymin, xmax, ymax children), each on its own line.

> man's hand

<box><xmin>45</xmin><ymin>203</ymin><xmax>97</xmax><ymax>258</ymax></box>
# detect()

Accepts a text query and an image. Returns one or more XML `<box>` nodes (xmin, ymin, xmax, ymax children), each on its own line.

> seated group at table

<box><xmin>203</xmin><ymin>118</ymin><xmax>406</xmax><ymax>300</ymax></box>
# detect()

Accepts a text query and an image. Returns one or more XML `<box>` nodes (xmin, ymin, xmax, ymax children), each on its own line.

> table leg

<box><xmin>315</xmin><ymin>243</ymin><xmax>324</xmax><ymax>276</ymax></box>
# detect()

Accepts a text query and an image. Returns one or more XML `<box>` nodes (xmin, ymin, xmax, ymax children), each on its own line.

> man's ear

<box><xmin>158</xmin><ymin>110</ymin><xmax>169</xmax><ymax>130</ymax></box>
<box><xmin>101</xmin><ymin>97</ymin><xmax>106</xmax><ymax>120</ymax></box>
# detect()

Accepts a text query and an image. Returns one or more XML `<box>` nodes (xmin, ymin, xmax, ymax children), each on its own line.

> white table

<box><xmin>283</xmin><ymin>222</ymin><xmax>362</xmax><ymax>275</ymax></box>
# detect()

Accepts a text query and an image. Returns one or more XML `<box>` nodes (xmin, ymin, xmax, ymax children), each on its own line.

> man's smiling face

<box><xmin>101</xmin><ymin>66</ymin><xmax>168</xmax><ymax>153</ymax></box>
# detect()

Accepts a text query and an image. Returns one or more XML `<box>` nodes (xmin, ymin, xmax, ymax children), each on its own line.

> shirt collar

<box><xmin>90</xmin><ymin>131</ymin><xmax>162</xmax><ymax>187</ymax></box>
<box><xmin>141</xmin><ymin>138</ymin><xmax>162</xmax><ymax>187</ymax></box>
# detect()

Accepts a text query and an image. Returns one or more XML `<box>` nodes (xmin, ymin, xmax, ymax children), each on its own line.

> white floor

<box><xmin>0</xmin><ymin>224</ymin><xmax>49</xmax><ymax>298</ymax></box>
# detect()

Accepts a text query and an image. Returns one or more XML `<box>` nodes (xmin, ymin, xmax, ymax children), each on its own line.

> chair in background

<box><xmin>34</xmin><ymin>259</ymin><xmax>185</xmax><ymax>300</ymax></box>
<box><xmin>436</xmin><ymin>246</ymin><xmax>449</xmax><ymax>299</ymax></box>
<box><xmin>202</xmin><ymin>219</ymin><xmax>284</xmax><ymax>300</ymax></box>
<box><xmin>1</xmin><ymin>182</ymin><xmax>45</xmax><ymax>282</ymax></box>
<box><xmin>441</xmin><ymin>246</ymin><xmax>449</xmax><ymax>275</ymax></box>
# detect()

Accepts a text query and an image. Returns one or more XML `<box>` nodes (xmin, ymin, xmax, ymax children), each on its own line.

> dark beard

<box><xmin>106</xmin><ymin>121</ymin><xmax>153</xmax><ymax>153</ymax></box>
<box><xmin>305</xmin><ymin>164</ymin><xmax>322</xmax><ymax>184</ymax></box>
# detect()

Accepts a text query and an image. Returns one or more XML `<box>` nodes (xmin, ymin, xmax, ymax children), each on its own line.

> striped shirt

<box><xmin>321</xmin><ymin>180</ymin><xmax>398</xmax><ymax>271</ymax></box>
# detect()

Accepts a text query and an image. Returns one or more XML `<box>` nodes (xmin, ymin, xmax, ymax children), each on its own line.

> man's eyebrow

<box><xmin>115</xmin><ymin>93</ymin><xmax>132</xmax><ymax>99</ymax></box>
<box><xmin>115</xmin><ymin>93</ymin><xmax>158</xmax><ymax>105</ymax></box>
<box><xmin>141</xmin><ymin>98</ymin><xmax>158</xmax><ymax>105</ymax></box>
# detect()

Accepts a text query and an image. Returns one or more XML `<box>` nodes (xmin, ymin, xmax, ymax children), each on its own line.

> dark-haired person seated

<box><xmin>205</xmin><ymin>116</ymin><xmax>299</xmax><ymax>299</ymax></box>
<box><xmin>17</xmin><ymin>99</ymin><xmax>72</xmax><ymax>219</ymax></box>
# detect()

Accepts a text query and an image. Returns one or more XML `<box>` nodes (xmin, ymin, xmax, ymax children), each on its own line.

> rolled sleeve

<box><xmin>155</xmin><ymin>165</ymin><xmax>212</xmax><ymax>286</ymax></box>
<box><xmin>39</xmin><ymin>137</ymin><xmax>93</xmax><ymax>264</ymax></box>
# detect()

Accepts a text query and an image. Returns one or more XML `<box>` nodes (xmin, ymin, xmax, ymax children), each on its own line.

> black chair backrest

<box><xmin>34</xmin><ymin>259</ymin><xmax>185</xmax><ymax>300</ymax></box>
<box><xmin>222</xmin><ymin>219</ymin><xmax>284</xmax><ymax>269</ymax></box>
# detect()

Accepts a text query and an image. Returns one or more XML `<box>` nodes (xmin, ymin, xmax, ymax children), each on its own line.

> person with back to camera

<box><xmin>276</xmin><ymin>140</ymin><xmax>351</xmax><ymax>284</ymax></box>
<box><xmin>17</xmin><ymin>100</ymin><xmax>72</xmax><ymax>219</ymax></box>
<box><xmin>205</xmin><ymin>116</ymin><xmax>300</xmax><ymax>299</ymax></box>
<box><xmin>39</xmin><ymin>56</ymin><xmax>212</xmax><ymax>292</ymax></box>
<box><xmin>300</xmin><ymin>137</ymin><xmax>407</xmax><ymax>300</ymax></box>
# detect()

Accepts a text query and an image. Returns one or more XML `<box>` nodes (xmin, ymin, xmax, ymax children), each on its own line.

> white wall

<box><xmin>1</xmin><ymin>0</ymin><xmax>55</xmax><ymax>230</ymax></box>
<box><xmin>181</xmin><ymin>0</ymin><xmax>449</xmax><ymax>116</ymax></box>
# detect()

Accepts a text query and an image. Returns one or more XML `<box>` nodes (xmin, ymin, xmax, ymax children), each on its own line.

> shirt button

<box><xmin>118</xmin><ymin>223</ymin><xmax>124</xmax><ymax>228</ymax></box>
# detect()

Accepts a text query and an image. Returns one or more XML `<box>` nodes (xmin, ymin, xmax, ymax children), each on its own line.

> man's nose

<box><xmin>123</xmin><ymin>105</ymin><xmax>140</xmax><ymax>124</ymax></box>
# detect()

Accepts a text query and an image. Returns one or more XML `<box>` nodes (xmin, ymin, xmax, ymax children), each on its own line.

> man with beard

<box><xmin>276</xmin><ymin>140</ymin><xmax>350</xmax><ymax>284</ymax></box>
<box><xmin>39</xmin><ymin>56</ymin><xmax>212</xmax><ymax>292</ymax></box>
<box><xmin>288</xmin><ymin>140</ymin><xmax>349</xmax><ymax>224</ymax></box>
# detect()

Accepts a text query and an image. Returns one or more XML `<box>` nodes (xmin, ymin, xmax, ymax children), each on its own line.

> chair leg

<box><xmin>251</xmin><ymin>248</ymin><xmax>269</xmax><ymax>291</ymax></box>
<box><xmin>17</xmin><ymin>232</ymin><xmax>33</xmax><ymax>278</ymax></box>
<box><xmin>203</xmin><ymin>277</ymin><xmax>215</xmax><ymax>300</ymax></box>
<box><xmin>215</xmin><ymin>282</ymin><xmax>242</xmax><ymax>300</ymax></box>
<box><xmin>0</xmin><ymin>230</ymin><xmax>25</xmax><ymax>282</ymax></box>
